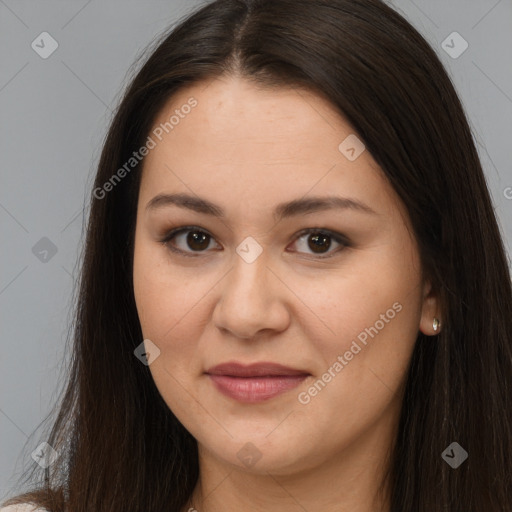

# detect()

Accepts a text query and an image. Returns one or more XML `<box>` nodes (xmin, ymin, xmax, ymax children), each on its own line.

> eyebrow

<box><xmin>145</xmin><ymin>192</ymin><xmax>378</xmax><ymax>220</ymax></box>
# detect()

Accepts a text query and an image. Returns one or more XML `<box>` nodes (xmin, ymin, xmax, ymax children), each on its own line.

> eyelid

<box><xmin>159</xmin><ymin>225</ymin><xmax>350</xmax><ymax>259</ymax></box>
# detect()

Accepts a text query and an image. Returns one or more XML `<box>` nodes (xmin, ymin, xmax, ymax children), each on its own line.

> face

<box><xmin>132</xmin><ymin>75</ymin><xmax>439</xmax><ymax>477</ymax></box>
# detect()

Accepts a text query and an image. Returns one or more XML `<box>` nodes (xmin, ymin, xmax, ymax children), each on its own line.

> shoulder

<box><xmin>0</xmin><ymin>504</ymin><xmax>49</xmax><ymax>512</ymax></box>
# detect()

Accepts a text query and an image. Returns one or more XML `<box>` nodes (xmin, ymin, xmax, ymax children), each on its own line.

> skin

<box><xmin>132</xmin><ymin>75</ymin><xmax>441</xmax><ymax>512</ymax></box>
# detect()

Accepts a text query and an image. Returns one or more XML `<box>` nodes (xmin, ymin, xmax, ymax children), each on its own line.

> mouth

<box><xmin>205</xmin><ymin>361</ymin><xmax>311</xmax><ymax>403</ymax></box>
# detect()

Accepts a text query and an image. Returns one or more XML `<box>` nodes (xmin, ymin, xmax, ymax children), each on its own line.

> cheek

<box><xmin>297</xmin><ymin>244</ymin><xmax>423</xmax><ymax>388</ymax></box>
<box><xmin>292</xmin><ymin>279</ymin><xmax>420</xmax><ymax>443</ymax></box>
<box><xmin>133</xmin><ymin>252</ymin><xmax>204</xmax><ymax>421</ymax></box>
<box><xmin>133</xmin><ymin>230</ymin><xmax>193</xmax><ymax>336</ymax></box>
<box><xmin>306</xmin><ymin>281</ymin><xmax>419</xmax><ymax>378</ymax></box>
<box><xmin>132</xmin><ymin>237</ymin><xmax>214</xmax><ymax>380</ymax></box>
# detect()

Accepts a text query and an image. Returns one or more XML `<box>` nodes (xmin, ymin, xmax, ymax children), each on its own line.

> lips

<box><xmin>205</xmin><ymin>361</ymin><xmax>310</xmax><ymax>402</ymax></box>
<box><xmin>205</xmin><ymin>361</ymin><xmax>309</xmax><ymax>377</ymax></box>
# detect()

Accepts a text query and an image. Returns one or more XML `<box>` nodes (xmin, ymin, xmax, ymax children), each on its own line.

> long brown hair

<box><xmin>3</xmin><ymin>0</ymin><xmax>511</xmax><ymax>510</ymax></box>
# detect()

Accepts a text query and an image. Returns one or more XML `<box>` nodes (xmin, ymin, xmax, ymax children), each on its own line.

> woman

<box><xmin>2</xmin><ymin>0</ymin><xmax>511</xmax><ymax>511</ymax></box>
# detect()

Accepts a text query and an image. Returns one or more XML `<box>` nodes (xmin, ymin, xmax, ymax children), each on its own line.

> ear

<box><xmin>418</xmin><ymin>279</ymin><xmax>442</xmax><ymax>336</ymax></box>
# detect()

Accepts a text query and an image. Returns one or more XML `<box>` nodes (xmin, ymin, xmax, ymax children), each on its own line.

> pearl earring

<box><xmin>433</xmin><ymin>317</ymin><xmax>440</xmax><ymax>332</ymax></box>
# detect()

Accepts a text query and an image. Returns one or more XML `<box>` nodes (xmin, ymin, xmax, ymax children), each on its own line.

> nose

<box><xmin>212</xmin><ymin>250</ymin><xmax>291</xmax><ymax>340</ymax></box>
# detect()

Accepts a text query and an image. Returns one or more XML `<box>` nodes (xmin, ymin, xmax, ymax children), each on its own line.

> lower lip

<box><xmin>207</xmin><ymin>374</ymin><xmax>309</xmax><ymax>403</ymax></box>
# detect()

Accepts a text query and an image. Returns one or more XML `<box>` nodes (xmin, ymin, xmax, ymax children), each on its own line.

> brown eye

<box><xmin>289</xmin><ymin>229</ymin><xmax>349</xmax><ymax>259</ymax></box>
<box><xmin>161</xmin><ymin>226</ymin><xmax>349</xmax><ymax>259</ymax></box>
<box><xmin>307</xmin><ymin>232</ymin><xmax>332</xmax><ymax>253</ymax></box>
<box><xmin>161</xmin><ymin>227</ymin><xmax>219</xmax><ymax>256</ymax></box>
<box><xmin>185</xmin><ymin>230</ymin><xmax>210</xmax><ymax>251</ymax></box>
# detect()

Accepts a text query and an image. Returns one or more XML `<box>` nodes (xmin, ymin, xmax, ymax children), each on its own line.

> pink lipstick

<box><xmin>205</xmin><ymin>362</ymin><xmax>310</xmax><ymax>403</ymax></box>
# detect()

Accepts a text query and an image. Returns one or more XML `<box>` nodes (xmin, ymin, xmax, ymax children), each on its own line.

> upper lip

<box><xmin>205</xmin><ymin>361</ymin><xmax>310</xmax><ymax>377</ymax></box>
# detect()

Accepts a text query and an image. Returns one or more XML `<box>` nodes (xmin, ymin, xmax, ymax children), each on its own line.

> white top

<box><xmin>0</xmin><ymin>505</ymin><xmax>48</xmax><ymax>512</ymax></box>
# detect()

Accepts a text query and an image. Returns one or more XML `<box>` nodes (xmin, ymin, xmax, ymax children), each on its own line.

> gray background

<box><xmin>1</xmin><ymin>0</ymin><xmax>511</xmax><ymax>502</ymax></box>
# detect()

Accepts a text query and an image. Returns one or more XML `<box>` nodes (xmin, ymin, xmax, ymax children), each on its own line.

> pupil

<box><xmin>187</xmin><ymin>231</ymin><xmax>209</xmax><ymax>250</ymax></box>
<box><xmin>309</xmin><ymin>233</ymin><xmax>331</xmax><ymax>253</ymax></box>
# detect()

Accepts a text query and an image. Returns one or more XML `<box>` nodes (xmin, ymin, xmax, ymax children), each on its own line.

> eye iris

<box><xmin>187</xmin><ymin>231</ymin><xmax>209</xmax><ymax>251</ymax></box>
<box><xmin>308</xmin><ymin>233</ymin><xmax>331</xmax><ymax>253</ymax></box>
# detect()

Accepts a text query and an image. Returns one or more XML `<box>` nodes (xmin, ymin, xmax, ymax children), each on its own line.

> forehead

<box><xmin>139</xmin><ymin>76</ymin><xmax>402</xmax><ymax>222</ymax></box>
<box><xmin>149</xmin><ymin>76</ymin><xmax>352</xmax><ymax>162</ymax></box>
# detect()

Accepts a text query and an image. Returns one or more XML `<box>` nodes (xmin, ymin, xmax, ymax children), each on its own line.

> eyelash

<box><xmin>159</xmin><ymin>225</ymin><xmax>350</xmax><ymax>260</ymax></box>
